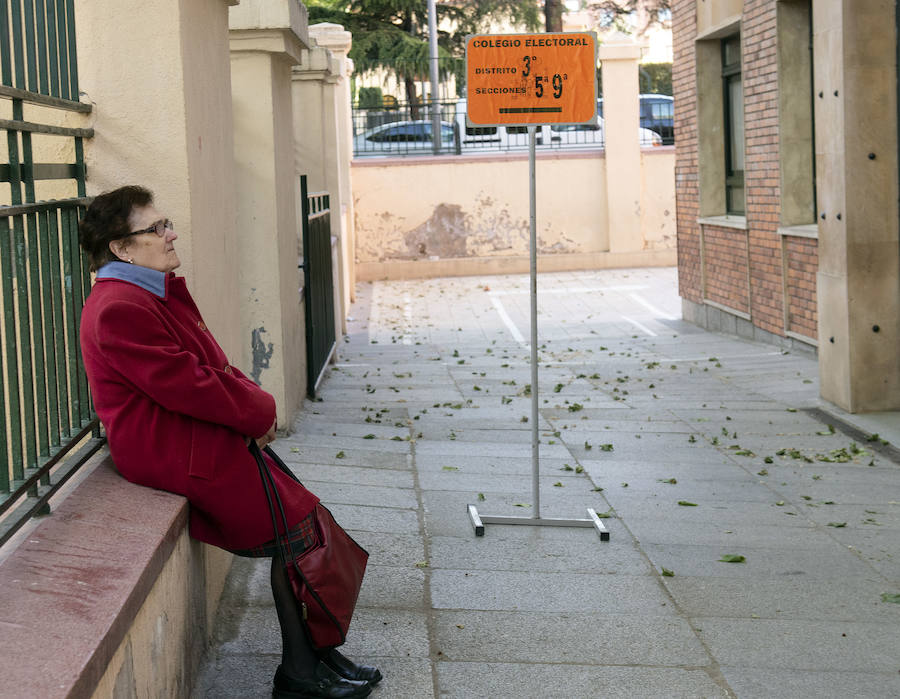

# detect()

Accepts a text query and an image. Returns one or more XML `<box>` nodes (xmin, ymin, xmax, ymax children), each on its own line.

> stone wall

<box><xmin>352</xmin><ymin>148</ymin><xmax>676</xmax><ymax>280</ymax></box>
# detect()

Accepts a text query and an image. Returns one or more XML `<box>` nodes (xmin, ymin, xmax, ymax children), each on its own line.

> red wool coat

<box><xmin>79</xmin><ymin>271</ymin><xmax>318</xmax><ymax>551</ymax></box>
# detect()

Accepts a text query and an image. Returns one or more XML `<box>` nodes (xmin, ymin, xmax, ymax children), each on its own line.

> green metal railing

<box><xmin>300</xmin><ymin>175</ymin><xmax>336</xmax><ymax>398</ymax></box>
<box><xmin>0</xmin><ymin>0</ymin><xmax>103</xmax><ymax>547</ymax></box>
<box><xmin>0</xmin><ymin>0</ymin><xmax>80</xmax><ymax>102</ymax></box>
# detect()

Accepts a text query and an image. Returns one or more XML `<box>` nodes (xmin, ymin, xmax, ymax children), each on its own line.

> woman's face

<box><xmin>110</xmin><ymin>204</ymin><xmax>181</xmax><ymax>273</ymax></box>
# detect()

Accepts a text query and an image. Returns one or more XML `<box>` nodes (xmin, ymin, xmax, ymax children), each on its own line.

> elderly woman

<box><xmin>78</xmin><ymin>186</ymin><xmax>380</xmax><ymax>699</ymax></box>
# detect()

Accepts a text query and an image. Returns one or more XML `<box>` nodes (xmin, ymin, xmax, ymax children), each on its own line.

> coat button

<box><xmin>197</xmin><ymin>320</ymin><xmax>207</xmax><ymax>331</ymax></box>
<box><xmin>224</xmin><ymin>364</ymin><xmax>233</xmax><ymax>375</ymax></box>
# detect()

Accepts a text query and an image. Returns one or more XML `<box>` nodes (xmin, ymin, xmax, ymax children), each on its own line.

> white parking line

<box><xmin>488</xmin><ymin>285</ymin><xmax>647</xmax><ymax>296</ymax></box>
<box><xmin>490</xmin><ymin>287</ymin><xmax>668</xmax><ymax>342</ymax></box>
<box><xmin>402</xmin><ymin>294</ymin><xmax>413</xmax><ymax>345</ymax></box>
<box><xmin>490</xmin><ymin>295</ymin><xmax>526</xmax><ymax>344</ymax></box>
<box><xmin>628</xmin><ymin>292</ymin><xmax>678</xmax><ymax>320</ymax></box>
<box><xmin>621</xmin><ymin>315</ymin><xmax>657</xmax><ymax>336</ymax></box>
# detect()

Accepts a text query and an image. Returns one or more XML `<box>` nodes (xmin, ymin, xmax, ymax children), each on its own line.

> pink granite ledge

<box><xmin>0</xmin><ymin>456</ymin><xmax>188</xmax><ymax>699</ymax></box>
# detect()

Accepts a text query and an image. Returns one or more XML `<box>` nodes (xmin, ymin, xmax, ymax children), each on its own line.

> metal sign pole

<box><xmin>427</xmin><ymin>0</ymin><xmax>441</xmax><ymax>154</ymax></box>
<box><xmin>466</xmin><ymin>125</ymin><xmax>608</xmax><ymax>541</ymax></box>
<box><xmin>528</xmin><ymin>125</ymin><xmax>541</xmax><ymax>520</ymax></box>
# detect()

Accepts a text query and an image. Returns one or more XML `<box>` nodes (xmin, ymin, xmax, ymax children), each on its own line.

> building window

<box><xmin>722</xmin><ymin>34</ymin><xmax>744</xmax><ymax>215</ymax></box>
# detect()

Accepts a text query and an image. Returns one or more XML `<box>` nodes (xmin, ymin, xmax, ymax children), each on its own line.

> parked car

<box><xmin>353</xmin><ymin>119</ymin><xmax>456</xmax><ymax>156</ymax></box>
<box><xmin>550</xmin><ymin>116</ymin><xmax>663</xmax><ymax>148</ymax></box>
<box><xmin>597</xmin><ymin>94</ymin><xmax>674</xmax><ymax>145</ymax></box>
<box><xmin>454</xmin><ymin>99</ymin><xmax>661</xmax><ymax>151</ymax></box>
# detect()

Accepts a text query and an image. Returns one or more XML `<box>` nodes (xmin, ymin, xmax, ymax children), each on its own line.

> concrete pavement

<box><xmin>192</xmin><ymin>267</ymin><xmax>900</xmax><ymax>698</ymax></box>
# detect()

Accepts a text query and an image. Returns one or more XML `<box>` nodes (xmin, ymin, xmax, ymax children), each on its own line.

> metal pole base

<box><xmin>467</xmin><ymin>504</ymin><xmax>609</xmax><ymax>541</ymax></box>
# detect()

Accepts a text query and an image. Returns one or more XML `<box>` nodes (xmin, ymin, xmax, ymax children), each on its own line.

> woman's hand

<box><xmin>255</xmin><ymin>418</ymin><xmax>277</xmax><ymax>449</ymax></box>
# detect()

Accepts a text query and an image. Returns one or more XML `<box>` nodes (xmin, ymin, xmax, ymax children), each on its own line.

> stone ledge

<box><xmin>356</xmin><ymin>250</ymin><xmax>677</xmax><ymax>282</ymax></box>
<box><xmin>0</xmin><ymin>455</ymin><xmax>189</xmax><ymax>698</ymax></box>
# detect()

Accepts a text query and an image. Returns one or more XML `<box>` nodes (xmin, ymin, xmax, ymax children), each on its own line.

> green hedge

<box><xmin>596</xmin><ymin>62</ymin><xmax>672</xmax><ymax>97</ymax></box>
<box><xmin>357</xmin><ymin>87</ymin><xmax>384</xmax><ymax>109</ymax></box>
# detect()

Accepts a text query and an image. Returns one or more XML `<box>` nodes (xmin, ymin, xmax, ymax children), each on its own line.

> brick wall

<box><xmin>673</xmin><ymin>0</ymin><xmax>819</xmax><ymax>343</ymax></box>
<box><xmin>742</xmin><ymin>0</ymin><xmax>785</xmax><ymax>335</ymax></box>
<box><xmin>673</xmin><ymin>0</ymin><xmax>701</xmax><ymax>304</ymax></box>
<box><xmin>703</xmin><ymin>226</ymin><xmax>750</xmax><ymax>312</ymax></box>
<box><xmin>784</xmin><ymin>235</ymin><xmax>818</xmax><ymax>340</ymax></box>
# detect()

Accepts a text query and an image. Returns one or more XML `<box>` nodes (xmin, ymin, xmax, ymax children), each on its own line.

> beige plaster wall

<box><xmin>352</xmin><ymin>149</ymin><xmax>674</xmax><ymax>275</ymax></box>
<box><xmin>292</xmin><ymin>48</ymin><xmax>330</xmax><ymax>194</ymax></box>
<box><xmin>641</xmin><ymin>149</ymin><xmax>677</xmax><ymax>249</ymax></box>
<box><xmin>601</xmin><ymin>36</ymin><xmax>643</xmax><ymax>253</ymax></box>
<box><xmin>307</xmin><ymin>23</ymin><xmax>355</xmax><ymax>328</ymax></box>
<box><xmin>293</xmin><ymin>28</ymin><xmax>355</xmax><ymax>338</ymax></box>
<box><xmin>90</xmin><ymin>537</ymin><xmax>231</xmax><ymax>698</ymax></box>
<box><xmin>230</xmin><ymin>14</ymin><xmax>308</xmax><ymax>425</ymax></box>
<box><xmin>696</xmin><ymin>0</ymin><xmax>742</xmax><ymax>37</ymax></box>
<box><xmin>74</xmin><ymin>0</ymin><xmax>242</xmax><ymax>361</ymax></box>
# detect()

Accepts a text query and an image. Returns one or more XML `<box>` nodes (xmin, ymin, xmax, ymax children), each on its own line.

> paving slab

<box><xmin>662</xmin><ymin>576</ymin><xmax>898</xmax><ymax>622</ymax></box>
<box><xmin>431</xmin><ymin>610</ymin><xmax>709</xmax><ymax>666</ymax></box>
<box><xmin>325</xmin><ymin>608</ymin><xmax>432</xmax><ymax>660</ymax></box>
<box><xmin>605</xmin><ymin>497</ymin><xmax>820</xmax><ymax>526</ymax></box>
<box><xmin>414</xmin><ymin>453</ymin><xmax>581</xmax><ymax>475</ymax></box>
<box><xmin>435</xmin><ymin>662</ymin><xmax>729</xmax><ymax>699</ymax></box>
<box><xmin>416</xmin><ymin>470</ymin><xmax>591</xmax><ymax>494</ymax></box>
<box><xmin>430</xmin><ymin>569</ymin><xmax>673</xmax><ymax>615</ymax></box>
<box><xmin>192</xmin><ymin>653</ymin><xmax>282</xmax><ymax>699</ymax></box>
<box><xmin>599</xmin><ymin>479</ymin><xmax>783</xmax><ymax>506</ymax></box>
<box><xmin>640</xmin><ymin>541</ymin><xmax>874</xmax><ymax>580</ymax></box>
<box><xmin>280</xmin><ymin>433</ymin><xmax>413</xmax><ymax>453</ymax></box>
<box><xmin>288</xmin><ymin>419</ymin><xmax>409</xmax><ymax>439</ymax></box>
<box><xmin>287</xmin><ymin>463</ymin><xmax>414</xmax><ymax>489</ymax></box>
<box><xmin>302</xmin><ymin>480</ymin><xmax>418</xmax><ymax>509</ymax></box>
<box><xmin>622</xmin><ymin>514</ymin><xmax>838</xmax><ymax>549</ymax></box>
<box><xmin>278</xmin><ymin>445</ymin><xmax>412</xmax><ymax>469</ymax></box>
<box><xmin>718</xmin><ymin>666</ymin><xmax>900</xmax><ymax>699</ymax></box>
<box><xmin>427</xmin><ymin>533</ymin><xmax>650</xmax><ymax>575</ymax></box>
<box><xmin>326</xmin><ymin>503</ymin><xmax>420</xmax><ymax>534</ymax></box>
<box><xmin>694</xmin><ymin>617</ymin><xmax>900</xmax><ymax>672</ymax></box>
<box><xmin>349</xmin><ymin>531</ymin><xmax>425</xmax><ymax>569</ymax></box>
<box><xmin>356</xmin><ymin>565</ymin><xmax>426</xmax><ymax>611</ymax></box>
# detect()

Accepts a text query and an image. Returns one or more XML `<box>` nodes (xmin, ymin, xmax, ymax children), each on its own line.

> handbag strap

<box><xmin>250</xmin><ymin>443</ymin><xmax>320</xmax><ymax>591</ymax></box>
<box><xmin>263</xmin><ymin>444</ymin><xmax>303</xmax><ymax>485</ymax></box>
<box><xmin>249</xmin><ymin>442</ymin><xmax>296</xmax><ymax>566</ymax></box>
<box><xmin>250</xmin><ymin>442</ymin><xmax>347</xmax><ymax>641</ymax></box>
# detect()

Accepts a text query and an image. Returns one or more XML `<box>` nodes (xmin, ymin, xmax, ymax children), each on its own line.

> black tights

<box><xmin>270</xmin><ymin>556</ymin><xmax>356</xmax><ymax>679</ymax></box>
<box><xmin>271</xmin><ymin>555</ymin><xmax>319</xmax><ymax>678</ymax></box>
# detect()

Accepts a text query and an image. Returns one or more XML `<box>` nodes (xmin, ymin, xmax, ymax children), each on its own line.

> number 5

<box><xmin>535</xmin><ymin>75</ymin><xmax>545</xmax><ymax>98</ymax></box>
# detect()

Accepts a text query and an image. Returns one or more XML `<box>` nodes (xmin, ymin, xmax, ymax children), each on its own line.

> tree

<box><xmin>587</xmin><ymin>0</ymin><xmax>671</xmax><ymax>36</ymax></box>
<box><xmin>544</xmin><ymin>0</ymin><xmax>564</xmax><ymax>32</ymax></box>
<box><xmin>307</xmin><ymin>1</ymin><xmax>540</xmax><ymax>116</ymax></box>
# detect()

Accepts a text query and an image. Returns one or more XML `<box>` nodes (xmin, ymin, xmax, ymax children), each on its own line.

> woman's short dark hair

<box><xmin>79</xmin><ymin>185</ymin><xmax>153</xmax><ymax>271</ymax></box>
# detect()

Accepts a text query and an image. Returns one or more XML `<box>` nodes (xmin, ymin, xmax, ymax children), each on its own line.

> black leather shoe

<box><xmin>321</xmin><ymin>648</ymin><xmax>383</xmax><ymax>686</ymax></box>
<box><xmin>272</xmin><ymin>662</ymin><xmax>371</xmax><ymax>699</ymax></box>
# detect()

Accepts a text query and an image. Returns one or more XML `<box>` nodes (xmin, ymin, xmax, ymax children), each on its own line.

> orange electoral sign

<box><xmin>466</xmin><ymin>32</ymin><xmax>597</xmax><ymax>126</ymax></box>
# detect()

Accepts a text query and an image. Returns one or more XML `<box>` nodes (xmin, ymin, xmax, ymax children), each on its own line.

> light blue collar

<box><xmin>95</xmin><ymin>261</ymin><xmax>167</xmax><ymax>299</ymax></box>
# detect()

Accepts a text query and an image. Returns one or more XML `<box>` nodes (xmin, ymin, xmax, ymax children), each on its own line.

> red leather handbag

<box><xmin>250</xmin><ymin>442</ymin><xmax>369</xmax><ymax>649</ymax></box>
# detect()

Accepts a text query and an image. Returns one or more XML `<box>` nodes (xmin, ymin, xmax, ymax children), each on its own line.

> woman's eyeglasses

<box><xmin>130</xmin><ymin>219</ymin><xmax>174</xmax><ymax>237</ymax></box>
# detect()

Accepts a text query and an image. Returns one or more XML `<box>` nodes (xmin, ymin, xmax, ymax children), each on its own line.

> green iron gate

<box><xmin>300</xmin><ymin>175</ymin><xmax>336</xmax><ymax>398</ymax></box>
<box><xmin>0</xmin><ymin>0</ymin><xmax>103</xmax><ymax>547</ymax></box>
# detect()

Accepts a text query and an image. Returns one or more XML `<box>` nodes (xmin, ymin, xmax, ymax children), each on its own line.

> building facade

<box><xmin>673</xmin><ymin>0</ymin><xmax>900</xmax><ymax>413</ymax></box>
